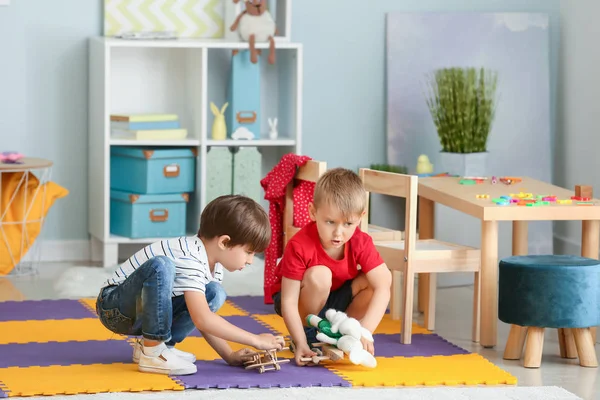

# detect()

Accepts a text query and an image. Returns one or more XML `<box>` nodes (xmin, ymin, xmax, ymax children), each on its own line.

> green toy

<box><xmin>305</xmin><ymin>314</ymin><xmax>342</xmax><ymax>342</ymax></box>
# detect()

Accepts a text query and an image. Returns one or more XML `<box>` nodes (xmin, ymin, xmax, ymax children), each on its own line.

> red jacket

<box><xmin>260</xmin><ymin>154</ymin><xmax>314</xmax><ymax>303</ymax></box>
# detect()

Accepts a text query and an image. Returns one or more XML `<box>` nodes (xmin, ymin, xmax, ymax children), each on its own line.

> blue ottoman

<box><xmin>498</xmin><ymin>255</ymin><xmax>600</xmax><ymax>368</ymax></box>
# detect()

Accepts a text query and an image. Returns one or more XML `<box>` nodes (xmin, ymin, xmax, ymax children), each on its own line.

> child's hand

<box><xmin>361</xmin><ymin>336</ymin><xmax>374</xmax><ymax>355</ymax></box>
<box><xmin>294</xmin><ymin>343</ymin><xmax>317</xmax><ymax>366</ymax></box>
<box><xmin>254</xmin><ymin>333</ymin><xmax>285</xmax><ymax>350</ymax></box>
<box><xmin>227</xmin><ymin>348</ymin><xmax>258</xmax><ymax>366</ymax></box>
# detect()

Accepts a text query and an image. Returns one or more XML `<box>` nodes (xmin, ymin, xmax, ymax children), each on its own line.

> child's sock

<box><xmin>142</xmin><ymin>342</ymin><xmax>165</xmax><ymax>357</ymax></box>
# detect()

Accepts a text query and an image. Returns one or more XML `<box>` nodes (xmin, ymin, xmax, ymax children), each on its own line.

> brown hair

<box><xmin>313</xmin><ymin>168</ymin><xmax>366</xmax><ymax>217</ymax></box>
<box><xmin>198</xmin><ymin>195</ymin><xmax>271</xmax><ymax>253</ymax></box>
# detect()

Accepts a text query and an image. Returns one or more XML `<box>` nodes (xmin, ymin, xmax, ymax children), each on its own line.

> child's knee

<box><xmin>148</xmin><ymin>256</ymin><xmax>176</xmax><ymax>280</ymax></box>
<box><xmin>205</xmin><ymin>281</ymin><xmax>227</xmax><ymax>312</ymax></box>
<box><xmin>302</xmin><ymin>266</ymin><xmax>332</xmax><ymax>294</ymax></box>
<box><xmin>352</xmin><ymin>272</ymin><xmax>374</xmax><ymax>297</ymax></box>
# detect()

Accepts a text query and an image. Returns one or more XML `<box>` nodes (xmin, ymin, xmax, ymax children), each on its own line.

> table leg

<box><xmin>581</xmin><ymin>220</ymin><xmax>600</xmax><ymax>343</ymax></box>
<box><xmin>503</xmin><ymin>221</ymin><xmax>529</xmax><ymax>358</ymax></box>
<box><xmin>481</xmin><ymin>220</ymin><xmax>499</xmax><ymax>348</ymax></box>
<box><xmin>417</xmin><ymin>197</ymin><xmax>434</xmax><ymax>318</ymax></box>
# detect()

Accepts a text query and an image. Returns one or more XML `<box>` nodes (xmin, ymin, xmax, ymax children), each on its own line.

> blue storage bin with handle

<box><xmin>110</xmin><ymin>190</ymin><xmax>188</xmax><ymax>238</ymax></box>
<box><xmin>110</xmin><ymin>147</ymin><xmax>196</xmax><ymax>194</ymax></box>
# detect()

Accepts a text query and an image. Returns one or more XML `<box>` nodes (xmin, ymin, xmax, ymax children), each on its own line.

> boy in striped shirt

<box><xmin>96</xmin><ymin>195</ymin><xmax>284</xmax><ymax>376</ymax></box>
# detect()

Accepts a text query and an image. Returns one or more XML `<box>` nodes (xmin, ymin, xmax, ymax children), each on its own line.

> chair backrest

<box><xmin>283</xmin><ymin>160</ymin><xmax>327</xmax><ymax>247</ymax></box>
<box><xmin>358</xmin><ymin>168</ymin><xmax>418</xmax><ymax>259</ymax></box>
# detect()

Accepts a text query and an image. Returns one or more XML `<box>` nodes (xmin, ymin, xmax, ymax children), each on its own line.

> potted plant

<box><xmin>424</xmin><ymin>67</ymin><xmax>498</xmax><ymax>176</ymax></box>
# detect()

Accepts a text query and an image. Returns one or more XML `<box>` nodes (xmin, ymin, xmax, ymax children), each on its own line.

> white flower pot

<box><xmin>438</xmin><ymin>152</ymin><xmax>488</xmax><ymax>177</ymax></box>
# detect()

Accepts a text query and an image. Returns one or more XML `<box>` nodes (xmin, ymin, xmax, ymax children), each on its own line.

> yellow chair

<box><xmin>359</xmin><ymin>168</ymin><xmax>481</xmax><ymax>344</ymax></box>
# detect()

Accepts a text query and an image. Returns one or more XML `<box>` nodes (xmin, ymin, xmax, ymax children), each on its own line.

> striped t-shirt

<box><xmin>102</xmin><ymin>236</ymin><xmax>223</xmax><ymax>296</ymax></box>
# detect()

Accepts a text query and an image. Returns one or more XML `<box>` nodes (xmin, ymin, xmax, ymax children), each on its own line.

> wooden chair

<box><xmin>359</xmin><ymin>168</ymin><xmax>481</xmax><ymax>344</ymax></box>
<box><xmin>283</xmin><ymin>160</ymin><xmax>327</xmax><ymax>247</ymax></box>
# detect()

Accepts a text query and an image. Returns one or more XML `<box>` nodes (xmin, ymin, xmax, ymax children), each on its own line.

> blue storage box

<box><xmin>110</xmin><ymin>147</ymin><xmax>196</xmax><ymax>194</ymax></box>
<box><xmin>226</xmin><ymin>50</ymin><xmax>261</xmax><ymax>138</ymax></box>
<box><xmin>110</xmin><ymin>190</ymin><xmax>188</xmax><ymax>238</ymax></box>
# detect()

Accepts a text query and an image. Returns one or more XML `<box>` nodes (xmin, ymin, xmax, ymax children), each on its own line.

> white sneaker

<box><xmin>137</xmin><ymin>342</ymin><xmax>197</xmax><ymax>376</ymax></box>
<box><xmin>132</xmin><ymin>339</ymin><xmax>196</xmax><ymax>363</ymax></box>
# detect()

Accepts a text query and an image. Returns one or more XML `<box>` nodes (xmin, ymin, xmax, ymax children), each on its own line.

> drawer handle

<box><xmin>237</xmin><ymin>111</ymin><xmax>256</xmax><ymax>124</ymax></box>
<box><xmin>149</xmin><ymin>209</ymin><xmax>169</xmax><ymax>222</ymax></box>
<box><xmin>163</xmin><ymin>164</ymin><xmax>180</xmax><ymax>178</ymax></box>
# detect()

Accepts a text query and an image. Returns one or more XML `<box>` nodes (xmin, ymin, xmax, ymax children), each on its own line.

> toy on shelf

<box><xmin>211</xmin><ymin>102</ymin><xmax>229</xmax><ymax>140</ymax></box>
<box><xmin>298</xmin><ymin>309</ymin><xmax>377</xmax><ymax>368</ymax></box>
<box><xmin>416</xmin><ymin>154</ymin><xmax>433</xmax><ymax>175</ymax></box>
<box><xmin>575</xmin><ymin>185</ymin><xmax>593</xmax><ymax>201</ymax></box>
<box><xmin>244</xmin><ymin>347</ymin><xmax>290</xmax><ymax>373</ymax></box>
<box><xmin>268</xmin><ymin>117</ymin><xmax>278</xmax><ymax>139</ymax></box>
<box><xmin>231</xmin><ymin>126</ymin><xmax>255</xmax><ymax>140</ymax></box>
<box><xmin>230</xmin><ymin>0</ymin><xmax>277</xmax><ymax>64</ymax></box>
<box><xmin>0</xmin><ymin>151</ymin><xmax>24</xmax><ymax>164</ymax></box>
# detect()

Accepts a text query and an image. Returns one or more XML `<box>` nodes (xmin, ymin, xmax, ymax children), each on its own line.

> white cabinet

<box><xmin>88</xmin><ymin>37</ymin><xmax>302</xmax><ymax>267</ymax></box>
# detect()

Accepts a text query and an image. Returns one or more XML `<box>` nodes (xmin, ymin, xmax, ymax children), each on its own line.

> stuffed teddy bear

<box><xmin>306</xmin><ymin>309</ymin><xmax>377</xmax><ymax>368</ymax></box>
<box><xmin>230</xmin><ymin>0</ymin><xmax>277</xmax><ymax>64</ymax></box>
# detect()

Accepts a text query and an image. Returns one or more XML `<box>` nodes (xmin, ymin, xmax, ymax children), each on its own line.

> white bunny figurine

<box><xmin>268</xmin><ymin>117</ymin><xmax>278</xmax><ymax>139</ymax></box>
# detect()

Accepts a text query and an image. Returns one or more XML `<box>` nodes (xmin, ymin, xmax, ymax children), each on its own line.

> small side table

<box><xmin>0</xmin><ymin>158</ymin><xmax>54</xmax><ymax>276</ymax></box>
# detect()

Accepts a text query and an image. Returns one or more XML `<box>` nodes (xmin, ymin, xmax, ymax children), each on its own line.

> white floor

<box><xmin>2</xmin><ymin>260</ymin><xmax>599</xmax><ymax>400</ymax></box>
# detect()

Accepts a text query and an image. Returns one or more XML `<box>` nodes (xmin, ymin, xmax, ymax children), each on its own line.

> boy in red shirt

<box><xmin>271</xmin><ymin>168</ymin><xmax>392</xmax><ymax>366</ymax></box>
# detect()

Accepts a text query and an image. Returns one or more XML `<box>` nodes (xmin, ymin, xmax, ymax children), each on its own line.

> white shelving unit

<box><xmin>88</xmin><ymin>37</ymin><xmax>303</xmax><ymax>267</ymax></box>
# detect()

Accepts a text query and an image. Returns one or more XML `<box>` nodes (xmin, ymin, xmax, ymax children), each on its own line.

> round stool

<box><xmin>499</xmin><ymin>255</ymin><xmax>600</xmax><ymax>368</ymax></box>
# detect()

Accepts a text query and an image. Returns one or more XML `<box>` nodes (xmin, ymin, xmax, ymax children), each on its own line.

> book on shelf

<box><xmin>110</xmin><ymin>114</ymin><xmax>179</xmax><ymax>122</ymax></box>
<box><xmin>111</xmin><ymin>128</ymin><xmax>189</xmax><ymax>140</ymax></box>
<box><xmin>111</xmin><ymin>120</ymin><xmax>181</xmax><ymax>131</ymax></box>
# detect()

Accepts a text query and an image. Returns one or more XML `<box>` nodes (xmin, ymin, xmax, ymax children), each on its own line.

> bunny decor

<box><xmin>211</xmin><ymin>101</ymin><xmax>229</xmax><ymax>140</ymax></box>
<box><xmin>230</xmin><ymin>0</ymin><xmax>277</xmax><ymax>65</ymax></box>
<box><xmin>268</xmin><ymin>117</ymin><xmax>278</xmax><ymax>139</ymax></box>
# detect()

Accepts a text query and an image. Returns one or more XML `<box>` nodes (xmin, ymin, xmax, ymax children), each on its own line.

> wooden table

<box><xmin>417</xmin><ymin>176</ymin><xmax>600</xmax><ymax>348</ymax></box>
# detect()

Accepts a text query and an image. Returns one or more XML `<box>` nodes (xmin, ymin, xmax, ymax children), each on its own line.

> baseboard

<box><xmin>22</xmin><ymin>239</ymin><xmax>91</xmax><ymax>263</ymax></box>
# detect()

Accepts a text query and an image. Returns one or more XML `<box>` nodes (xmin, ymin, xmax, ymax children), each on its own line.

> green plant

<box><xmin>368</xmin><ymin>163</ymin><xmax>408</xmax><ymax>174</ymax></box>
<box><xmin>424</xmin><ymin>67</ymin><xmax>498</xmax><ymax>154</ymax></box>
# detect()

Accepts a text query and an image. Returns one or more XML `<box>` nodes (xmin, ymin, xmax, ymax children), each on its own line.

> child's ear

<box><xmin>218</xmin><ymin>235</ymin><xmax>231</xmax><ymax>249</ymax></box>
<box><xmin>308</xmin><ymin>203</ymin><xmax>317</xmax><ymax>221</ymax></box>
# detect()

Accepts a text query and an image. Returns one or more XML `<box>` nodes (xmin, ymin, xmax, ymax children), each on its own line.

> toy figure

<box><xmin>305</xmin><ymin>309</ymin><xmax>377</xmax><ymax>368</ymax></box>
<box><xmin>230</xmin><ymin>0</ymin><xmax>277</xmax><ymax>64</ymax></box>
<box><xmin>416</xmin><ymin>154</ymin><xmax>434</xmax><ymax>175</ymax></box>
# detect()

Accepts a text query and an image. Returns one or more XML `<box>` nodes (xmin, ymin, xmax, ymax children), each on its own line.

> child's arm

<box><xmin>280</xmin><ymin>277</ymin><xmax>307</xmax><ymax>345</ymax></box>
<box><xmin>360</xmin><ymin>264</ymin><xmax>392</xmax><ymax>333</ymax></box>
<box><xmin>200</xmin><ymin>330</ymin><xmax>256</xmax><ymax>366</ymax></box>
<box><xmin>185</xmin><ymin>291</ymin><xmax>284</xmax><ymax>350</ymax></box>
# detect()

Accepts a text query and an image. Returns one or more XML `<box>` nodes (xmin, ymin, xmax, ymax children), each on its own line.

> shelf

<box><xmin>96</xmin><ymin>37</ymin><xmax>302</xmax><ymax>50</ymax></box>
<box><xmin>110</xmin><ymin>139</ymin><xmax>201</xmax><ymax>147</ymax></box>
<box><xmin>206</xmin><ymin>139</ymin><xmax>296</xmax><ymax>147</ymax></box>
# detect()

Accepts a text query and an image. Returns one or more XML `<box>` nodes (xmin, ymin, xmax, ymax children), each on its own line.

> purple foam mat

<box><xmin>0</xmin><ymin>386</ymin><xmax>7</xmax><ymax>398</ymax></box>
<box><xmin>0</xmin><ymin>299</ymin><xmax>95</xmax><ymax>322</ymax></box>
<box><xmin>373</xmin><ymin>333</ymin><xmax>469</xmax><ymax>358</ymax></box>
<box><xmin>0</xmin><ymin>340</ymin><xmax>134</xmax><ymax>368</ymax></box>
<box><xmin>188</xmin><ymin>315</ymin><xmax>278</xmax><ymax>338</ymax></box>
<box><xmin>228</xmin><ymin>296</ymin><xmax>276</xmax><ymax>315</ymax></box>
<box><xmin>177</xmin><ymin>359</ymin><xmax>351</xmax><ymax>389</ymax></box>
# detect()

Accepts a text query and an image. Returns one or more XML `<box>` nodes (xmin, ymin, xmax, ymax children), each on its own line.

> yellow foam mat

<box><xmin>252</xmin><ymin>313</ymin><xmax>431</xmax><ymax>337</ymax></box>
<box><xmin>252</xmin><ymin>314</ymin><xmax>289</xmax><ymax>336</ymax></box>
<box><xmin>374</xmin><ymin>314</ymin><xmax>432</xmax><ymax>335</ymax></box>
<box><xmin>216</xmin><ymin>300</ymin><xmax>248</xmax><ymax>317</ymax></box>
<box><xmin>0</xmin><ymin>363</ymin><xmax>184</xmax><ymax>397</ymax></box>
<box><xmin>0</xmin><ymin>319</ymin><xmax>124</xmax><ymax>345</ymax></box>
<box><xmin>79</xmin><ymin>298</ymin><xmax>96</xmax><ymax>313</ymax></box>
<box><xmin>325</xmin><ymin>353</ymin><xmax>517</xmax><ymax>386</ymax></box>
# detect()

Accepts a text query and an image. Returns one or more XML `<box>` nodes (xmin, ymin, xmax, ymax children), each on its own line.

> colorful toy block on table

<box><xmin>0</xmin><ymin>151</ymin><xmax>24</xmax><ymax>164</ymax></box>
<box><xmin>244</xmin><ymin>347</ymin><xmax>290</xmax><ymax>373</ymax></box>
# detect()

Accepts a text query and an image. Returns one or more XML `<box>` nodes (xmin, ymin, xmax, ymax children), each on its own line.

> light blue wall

<box><xmin>0</xmin><ymin>0</ymin><xmax>559</xmax><ymax>241</ymax></box>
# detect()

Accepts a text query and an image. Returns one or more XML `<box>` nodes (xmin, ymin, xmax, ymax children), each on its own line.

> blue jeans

<box><xmin>96</xmin><ymin>255</ymin><xmax>226</xmax><ymax>345</ymax></box>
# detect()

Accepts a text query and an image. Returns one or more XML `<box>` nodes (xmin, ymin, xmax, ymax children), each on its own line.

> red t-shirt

<box><xmin>270</xmin><ymin>221</ymin><xmax>384</xmax><ymax>295</ymax></box>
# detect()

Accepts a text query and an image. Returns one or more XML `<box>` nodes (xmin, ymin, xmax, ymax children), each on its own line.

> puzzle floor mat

<box><xmin>0</xmin><ymin>296</ymin><xmax>516</xmax><ymax>397</ymax></box>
